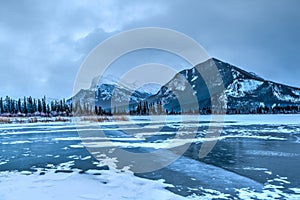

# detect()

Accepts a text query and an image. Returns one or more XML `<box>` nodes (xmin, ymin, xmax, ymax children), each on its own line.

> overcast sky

<box><xmin>1</xmin><ymin>0</ymin><xmax>300</xmax><ymax>99</ymax></box>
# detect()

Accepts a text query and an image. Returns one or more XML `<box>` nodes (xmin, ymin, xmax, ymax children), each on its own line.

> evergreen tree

<box><xmin>95</xmin><ymin>106</ymin><xmax>98</xmax><ymax>115</ymax></box>
<box><xmin>59</xmin><ymin>100</ymin><xmax>63</xmax><ymax>112</ymax></box>
<box><xmin>23</xmin><ymin>97</ymin><xmax>28</xmax><ymax>114</ymax></box>
<box><xmin>0</xmin><ymin>97</ymin><xmax>3</xmax><ymax>114</ymax></box>
<box><xmin>5</xmin><ymin>96</ymin><xmax>10</xmax><ymax>113</ymax></box>
<box><xmin>11</xmin><ymin>100</ymin><xmax>16</xmax><ymax>114</ymax></box>
<box><xmin>37</xmin><ymin>99</ymin><xmax>42</xmax><ymax>112</ymax></box>
<box><xmin>62</xmin><ymin>99</ymin><xmax>66</xmax><ymax>112</ymax></box>
<box><xmin>33</xmin><ymin>99</ymin><xmax>37</xmax><ymax>113</ymax></box>
<box><xmin>17</xmin><ymin>99</ymin><xmax>21</xmax><ymax>113</ymax></box>
<box><xmin>27</xmin><ymin>96</ymin><xmax>34</xmax><ymax>113</ymax></box>
<box><xmin>42</xmin><ymin>96</ymin><xmax>46</xmax><ymax>113</ymax></box>
<box><xmin>46</xmin><ymin>104</ymin><xmax>51</xmax><ymax>115</ymax></box>
<box><xmin>142</xmin><ymin>102</ymin><xmax>147</xmax><ymax>114</ymax></box>
<box><xmin>99</xmin><ymin>106</ymin><xmax>103</xmax><ymax>115</ymax></box>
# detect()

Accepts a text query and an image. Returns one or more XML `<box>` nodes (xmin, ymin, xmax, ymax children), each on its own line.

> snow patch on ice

<box><xmin>188</xmin><ymin>188</ymin><xmax>231</xmax><ymax>199</ymax></box>
<box><xmin>69</xmin><ymin>144</ymin><xmax>85</xmax><ymax>149</ymax></box>
<box><xmin>245</xmin><ymin>150</ymin><xmax>299</xmax><ymax>157</ymax></box>
<box><xmin>2</xmin><ymin>140</ymin><xmax>32</xmax><ymax>145</ymax></box>
<box><xmin>289</xmin><ymin>188</ymin><xmax>300</xmax><ymax>194</ymax></box>
<box><xmin>236</xmin><ymin>175</ymin><xmax>300</xmax><ymax>200</ymax></box>
<box><xmin>0</xmin><ymin>161</ymin><xmax>8</xmax><ymax>165</ymax></box>
<box><xmin>0</xmin><ymin>169</ymin><xmax>192</xmax><ymax>200</ymax></box>
<box><xmin>242</xmin><ymin>167</ymin><xmax>268</xmax><ymax>171</ymax></box>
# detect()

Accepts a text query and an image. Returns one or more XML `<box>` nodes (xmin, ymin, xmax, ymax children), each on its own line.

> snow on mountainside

<box><xmin>95</xmin><ymin>84</ymin><xmax>150</xmax><ymax>108</ymax></box>
<box><xmin>90</xmin><ymin>75</ymin><xmax>160</xmax><ymax>95</ymax></box>
<box><xmin>226</xmin><ymin>79</ymin><xmax>264</xmax><ymax>98</ymax></box>
<box><xmin>90</xmin><ymin>75</ymin><xmax>133</xmax><ymax>91</ymax></box>
<box><xmin>136</xmin><ymin>83</ymin><xmax>162</xmax><ymax>95</ymax></box>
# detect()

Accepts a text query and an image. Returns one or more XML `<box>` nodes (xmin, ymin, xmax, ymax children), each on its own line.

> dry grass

<box><xmin>113</xmin><ymin>116</ymin><xmax>129</xmax><ymax>121</ymax></box>
<box><xmin>81</xmin><ymin>116</ymin><xmax>129</xmax><ymax>122</ymax></box>
<box><xmin>28</xmin><ymin>118</ymin><xmax>38</xmax><ymax>123</ymax></box>
<box><xmin>0</xmin><ymin>117</ymin><xmax>12</xmax><ymax>124</ymax></box>
<box><xmin>82</xmin><ymin>116</ymin><xmax>110</xmax><ymax>122</ymax></box>
<box><xmin>0</xmin><ymin>116</ymin><xmax>130</xmax><ymax>124</ymax></box>
<box><xmin>0</xmin><ymin>117</ymin><xmax>70</xmax><ymax>124</ymax></box>
<box><xmin>38</xmin><ymin>117</ymin><xmax>69</xmax><ymax>123</ymax></box>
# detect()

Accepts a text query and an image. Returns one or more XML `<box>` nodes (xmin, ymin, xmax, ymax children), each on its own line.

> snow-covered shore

<box><xmin>0</xmin><ymin>116</ymin><xmax>71</xmax><ymax>124</ymax></box>
<box><xmin>0</xmin><ymin>169</ymin><xmax>191</xmax><ymax>200</ymax></box>
<box><xmin>0</xmin><ymin>115</ymin><xmax>130</xmax><ymax>124</ymax></box>
<box><xmin>2</xmin><ymin>113</ymin><xmax>300</xmax><ymax>125</ymax></box>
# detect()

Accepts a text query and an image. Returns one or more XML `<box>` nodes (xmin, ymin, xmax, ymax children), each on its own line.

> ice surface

<box><xmin>0</xmin><ymin>114</ymin><xmax>300</xmax><ymax>199</ymax></box>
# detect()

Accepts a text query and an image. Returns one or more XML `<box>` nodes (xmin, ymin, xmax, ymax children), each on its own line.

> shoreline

<box><xmin>1</xmin><ymin>113</ymin><xmax>300</xmax><ymax>124</ymax></box>
<box><xmin>0</xmin><ymin>115</ymin><xmax>130</xmax><ymax>124</ymax></box>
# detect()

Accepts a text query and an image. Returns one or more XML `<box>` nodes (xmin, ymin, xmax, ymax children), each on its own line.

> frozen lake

<box><xmin>0</xmin><ymin>114</ymin><xmax>300</xmax><ymax>199</ymax></box>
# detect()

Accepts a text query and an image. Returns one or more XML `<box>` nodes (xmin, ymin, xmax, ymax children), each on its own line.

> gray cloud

<box><xmin>0</xmin><ymin>0</ymin><xmax>167</xmax><ymax>98</ymax></box>
<box><xmin>0</xmin><ymin>0</ymin><xmax>299</xmax><ymax>99</ymax></box>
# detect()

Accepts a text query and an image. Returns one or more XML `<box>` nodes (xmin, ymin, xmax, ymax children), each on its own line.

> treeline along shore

<box><xmin>1</xmin><ymin>95</ymin><xmax>300</xmax><ymax>118</ymax></box>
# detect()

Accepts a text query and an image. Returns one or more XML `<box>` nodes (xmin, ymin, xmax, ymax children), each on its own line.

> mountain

<box><xmin>148</xmin><ymin>58</ymin><xmax>300</xmax><ymax>114</ymax></box>
<box><xmin>69</xmin><ymin>76</ymin><xmax>152</xmax><ymax>112</ymax></box>
<box><xmin>94</xmin><ymin>83</ymin><xmax>150</xmax><ymax>110</ymax></box>
<box><xmin>90</xmin><ymin>75</ymin><xmax>161</xmax><ymax>95</ymax></box>
<box><xmin>136</xmin><ymin>83</ymin><xmax>161</xmax><ymax>95</ymax></box>
<box><xmin>70</xmin><ymin>58</ymin><xmax>300</xmax><ymax>114</ymax></box>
